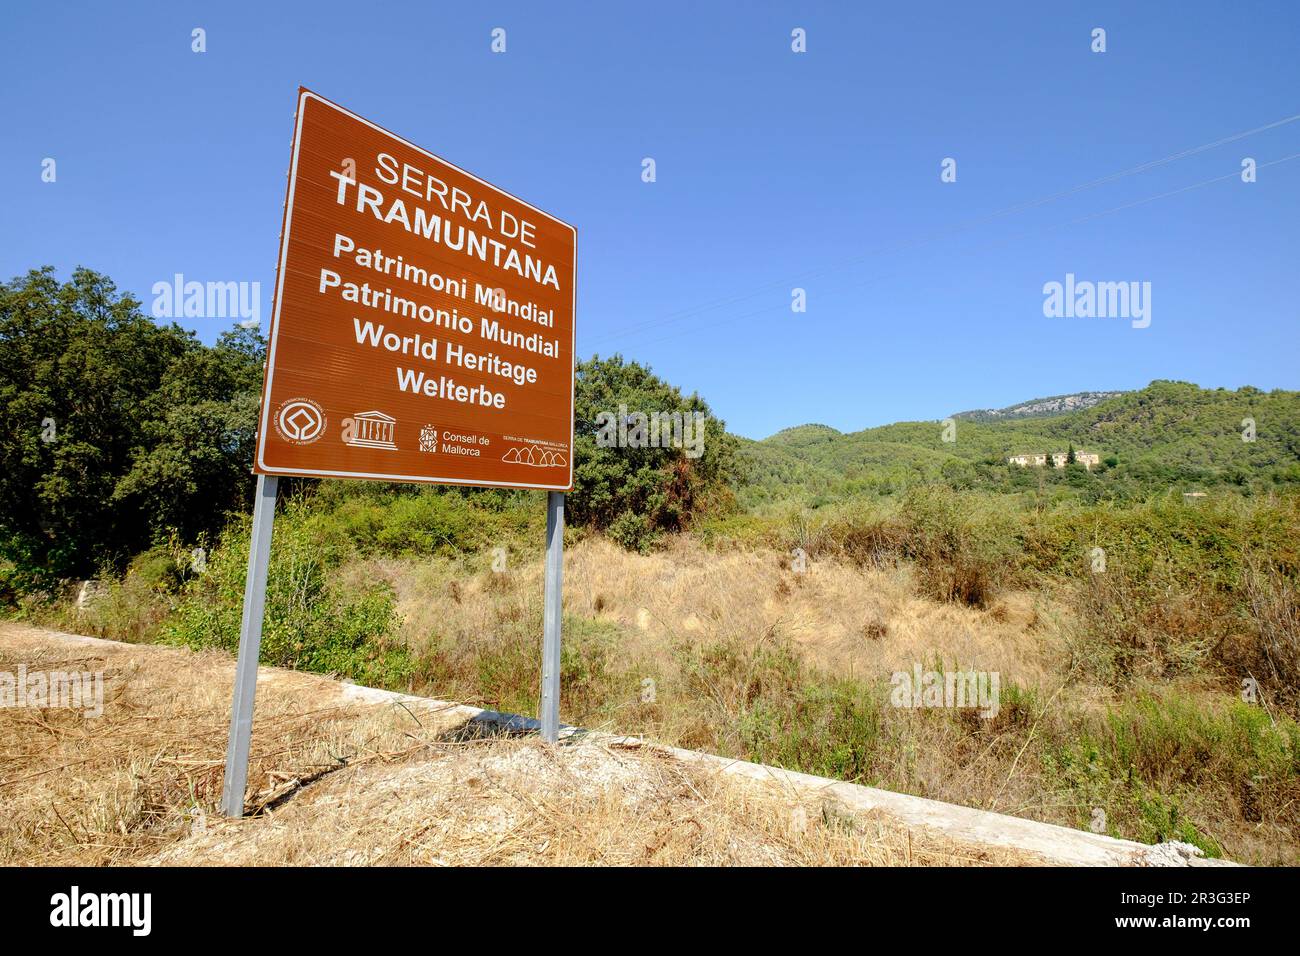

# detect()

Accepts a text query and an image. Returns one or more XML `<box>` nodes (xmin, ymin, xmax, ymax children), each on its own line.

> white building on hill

<box><xmin>1007</xmin><ymin>451</ymin><xmax>1101</xmax><ymax>470</ymax></box>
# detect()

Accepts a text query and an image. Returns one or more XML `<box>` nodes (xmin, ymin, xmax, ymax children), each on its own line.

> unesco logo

<box><xmin>274</xmin><ymin>398</ymin><xmax>326</xmax><ymax>445</ymax></box>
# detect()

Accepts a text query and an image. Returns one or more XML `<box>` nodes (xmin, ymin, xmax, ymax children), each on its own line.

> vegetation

<box><xmin>0</xmin><ymin>269</ymin><xmax>740</xmax><ymax>588</ymax></box>
<box><xmin>4</xmin><ymin>265</ymin><xmax>1300</xmax><ymax>863</ymax></box>
<box><xmin>740</xmin><ymin>380</ymin><xmax>1300</xmax><ymax>508</ymax></box>
<box><xmin>0</xmin><ymin>267</ymin><xmax>263</xmax><ymax>584</ymax></box>
<box><xmin>571</xmin><ymin>353</ymin><xmax>740</xmax><ymax>547</ymax></box>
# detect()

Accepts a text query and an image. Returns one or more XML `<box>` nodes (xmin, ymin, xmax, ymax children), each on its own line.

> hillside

<box><xmin>764</xmin><ymin>423</ymin><xmax>845</xmax><ymax>445</ymax></box>
<box><xmin>953</xmin><ymin>391</ymin><xmax>1128</xmax><ymax>423</ymax></box>
<box><xmin>741</xmin><ymin>381</ymin><xmax>1300</xmax><ymax>506</ymax></box>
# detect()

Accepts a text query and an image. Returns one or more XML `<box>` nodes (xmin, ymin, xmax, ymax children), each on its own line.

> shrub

<box><xmin>790</xmin><ymin>487</ymin><xmax>1020</xmax><ymax>607</ymax></box>
<box><xmin>608</xmin><ymin>512</ymin><xmax>657</xmax><ymax>553</ymax></box>
<box><xmin>164</xmin><ymin>498</ymin><xmax>410</xmax><ymax>688</ymax></box>
<box><xmin>373</xmin><ymin>493</ymin><xmax>483</xmax><ymax>556</ymax></box>
<box><xmin>740</xmin><ymin>681</ymin><xmax>883</xmax><ymax>783</ymax></box>
<box><xmin>1040</xmin><ymin>692</ymin><xmax>1299</xmax><ymax>857</ymax></box>
<box><xmin>570</xmin><ymin>354</ymin><xmax>741</xmax><ymax>533</ymax></box>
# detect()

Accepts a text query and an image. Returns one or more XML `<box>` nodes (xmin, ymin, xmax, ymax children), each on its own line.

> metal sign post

<box><xmin>539</xmin><ymin>491</ymin><xmax>564</xmax><ymax>742</ymax></box>
<box><xmin>219</xmin><ymin>473</ymin><xmax>279</xmax><ymax>817</ymax></box>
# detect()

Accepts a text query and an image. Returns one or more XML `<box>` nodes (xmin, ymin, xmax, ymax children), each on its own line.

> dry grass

<box><xmin>370</xmin><ymin>536</ymin><xmax>1063</xmax><ymax>700</ymax></box>
<box><xmin>0</xmin><ymin>623</ymin><xmax>467</xmax><ymax>866</ymax></box>
<box><xmin>0</xmin><ymin>623</ymin><xmax>1042</xmax><ymax>867</ymax></box>
<box><xmin>567</xmin><ymin>538</ymin><xmax>1060</xmax><ymax>687</ymax></box>
<box><xmin>150</xmin><ymin>738</ymin><xmax>1039</xmax><ymax>867</ymax></box>
<box><xmin>346</xmin><ymin>538</ymin><xmax>1294</xmax><ymax>865</ymax></box>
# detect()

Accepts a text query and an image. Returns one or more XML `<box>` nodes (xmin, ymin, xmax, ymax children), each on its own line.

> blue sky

<box><xmin>2</xmin><ymin>1</ymin><xmax>1297</xmax><ymax>439</ymax></box>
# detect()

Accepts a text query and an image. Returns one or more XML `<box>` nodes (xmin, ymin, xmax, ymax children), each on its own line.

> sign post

<box><xmin>220</xmin><ymin>88</ymin><xmax>575</xmax><ymax>815</ymax></box>
<box><xmin>219</xmin><ymin>473</ymin><xmax>279</xmax><ymax>817</ymax></box>
<box><xmin>540</xmin><ymin>491</ymin><xmax>564</xmax><ymax>742</ymax></box>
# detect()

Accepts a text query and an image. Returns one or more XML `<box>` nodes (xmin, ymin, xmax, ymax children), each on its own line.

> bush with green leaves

<box><xmin>570</xmin><ymin>354</ymin><xmax>741</xmax><ymax>540</ymax></box>
<box><xmin>165</xmin><ymin>495</ymin><xmax>411</xmax><ymax>688</ymax></box>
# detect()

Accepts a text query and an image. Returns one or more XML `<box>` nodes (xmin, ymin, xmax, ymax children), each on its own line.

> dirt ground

<box><xmin>0</xmin><ymin>622</ymin><xmax>1048</xmax><ymax>867</ymax></box>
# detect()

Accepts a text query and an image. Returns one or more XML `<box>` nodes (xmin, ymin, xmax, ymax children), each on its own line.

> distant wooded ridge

<box><xmin>741</xmin><ymin>381</ymin><xmax>1300</xmax><ymax>506</ymax></box>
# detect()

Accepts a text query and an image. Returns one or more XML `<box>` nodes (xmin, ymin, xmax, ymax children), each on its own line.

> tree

<box><xmin>569</xmin><ymin>354</ymin><xmax>740</xmax><ymax>539</ymax></box>
<box><xmin>114</xmin><ymin>327</ymin><xmax>264</xmax><ymax>541</ymax></box>
<box><xmin>1067</xmin><ymin>443</ymin><xmax>1077</xmax><ymax>465</ymax></box>
<box><xmin>0</xmin><ymin>267</ymin><xmax>264</xmax><ymax>581</ymax></box>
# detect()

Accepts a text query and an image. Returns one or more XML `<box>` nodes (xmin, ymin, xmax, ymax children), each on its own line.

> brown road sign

<box><xmin>254</xmin><ymin>88</ymin><xmax>576</xmax><ymax>490</ymax></box>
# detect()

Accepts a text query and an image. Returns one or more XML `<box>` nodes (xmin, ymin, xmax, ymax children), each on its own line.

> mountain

<box><xmin>739</xmin><ymin>381</ymin><xmax>1300</xmax><ymax>505</ymax></box>
<box><xmin>952</xmin><ymin>391</ymin><xmax>1128</xmax><ymax>423</ymax></box>
<box><xmin>763</xmin><ymin>423</ymin><xmax>843</xmax><ymax>445</ymax></box>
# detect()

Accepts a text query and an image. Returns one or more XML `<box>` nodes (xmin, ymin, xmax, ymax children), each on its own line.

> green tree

<box><xmin>0</xmin><ymin>267</ymin><xmax>263</xmax><ymax>581</ymax></box>
<box><xmin>569</xmin><ymin>354</ymin><xmax>740</xmax><ymax>538</ymax></box>
<box><xmin>114</xmin><ymin>327</ymin><xmax>264</xmax><ymax>541</ymax></box>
